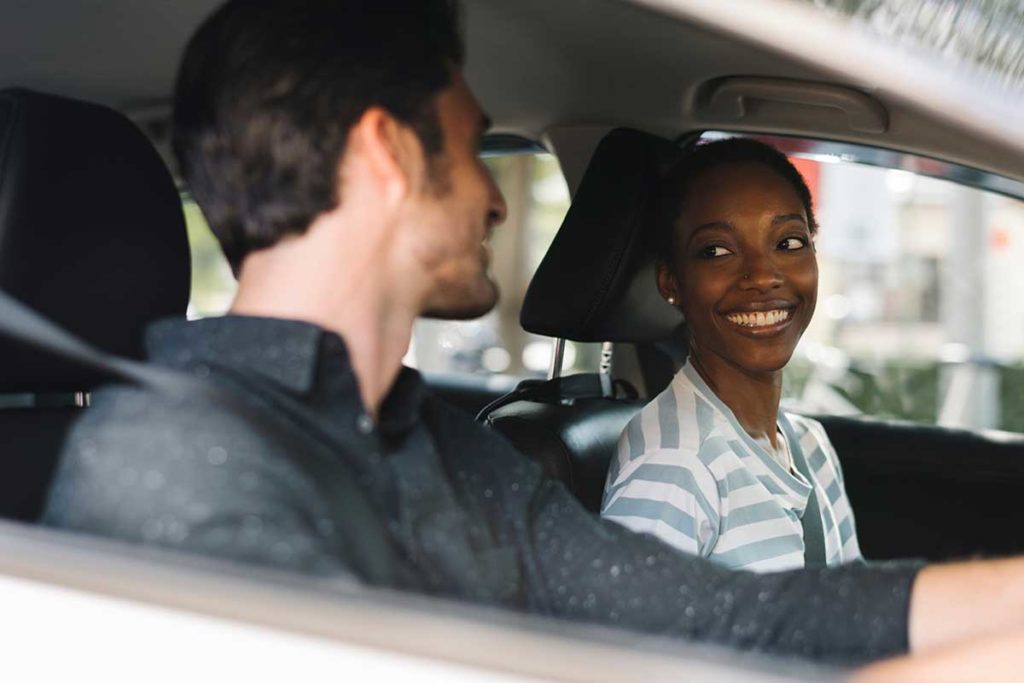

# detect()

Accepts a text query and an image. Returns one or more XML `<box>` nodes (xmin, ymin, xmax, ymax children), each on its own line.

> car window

<box><xmin>183</xmin><ymin>150</ymin><xmax>598</xmax><ymax>380</ymax></box>
<box><xmin>698</xmin><ymin>133</ymin><xmax>1024</xmax><ymax>433</ymax></box>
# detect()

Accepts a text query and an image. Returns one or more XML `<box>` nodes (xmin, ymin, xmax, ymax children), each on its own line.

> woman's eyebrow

<box><xmin>685</xmin><ymin>221</ymin><xmax>733</xmax><ymax>248</ymax></box>
<box><xmin>690</xmin><ymin>221</ymin><xmax>734</xmax><ymax>237</ymax></box>
<box><xmin>772</xmin><ymin>213</ymin><xmax>807</xmax><ymax>225</ymax></box>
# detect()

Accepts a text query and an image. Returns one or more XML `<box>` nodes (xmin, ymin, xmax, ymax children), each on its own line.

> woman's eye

<box><xmin>698</xmin><ymin>245</ymin><xmax>732</xmax><ymax>258</ymax></box>
<box><xmin>778</xmin><ymin>237</ymin><xmax>808</xmax><ymax>251</ymax></box>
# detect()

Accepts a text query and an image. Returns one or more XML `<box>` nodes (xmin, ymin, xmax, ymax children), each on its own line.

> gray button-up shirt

<box><xmin>44</xmin><ymin>315</ymin><xmax>920</xmax><ymax>664</ymax></box>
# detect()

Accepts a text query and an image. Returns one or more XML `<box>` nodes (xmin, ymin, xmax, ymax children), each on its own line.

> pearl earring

<box><xmin>667</xmin><ymin>296</ymin><xmax>676</xmax><ymax>305</ymax></box>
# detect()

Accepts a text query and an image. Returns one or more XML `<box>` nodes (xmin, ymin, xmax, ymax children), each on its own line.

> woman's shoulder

<box><xmin>782</xmin><ymin>412</ymin><xmax>841</xmax><ymax>467</ymax></box>
<box><xmin>783</xmin><ymin>412</ymin><xmax>829</xmax><ymax>439</ymax></box>
<box><xmin>624</xmin><ymin>374</ymin><xmax>724</xmax><ymax>447</ymax></box>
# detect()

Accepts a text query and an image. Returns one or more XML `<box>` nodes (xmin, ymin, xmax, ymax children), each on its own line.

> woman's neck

<box><xmin>689</xmin><ymin>347</ymin><xmax>783</xmax><ymax>448</ymax></box>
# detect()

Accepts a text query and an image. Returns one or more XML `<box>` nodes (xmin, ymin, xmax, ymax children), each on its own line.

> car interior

<box><xmin>0</xmin><ymin>88</ymin><xmax>191</xmax><ymax>521</ymax></box>
<box><xmin>2</xmin><ymin>2</ymin><xmax>1024</xmax><ymax>674</ymax></box>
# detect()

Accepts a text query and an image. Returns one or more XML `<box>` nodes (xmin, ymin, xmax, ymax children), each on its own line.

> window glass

<box><xmin>183</xmin><ymin>152</ymin><xmax>595</xmax><ymax>378</ymax></box>
<box><xmin>407</xmin><ymin>153</ymin><xmax>598</xmax><ymax>379</ymax></box>
<box><xmin>183</xmin><ymin>197</ymin><xmax>236</xmax><ymax>319</ymax></box>
<box><xmin>700</xmin><ymin>134</ymin><xmax>1024</xmax><ymax>432</ymax></box>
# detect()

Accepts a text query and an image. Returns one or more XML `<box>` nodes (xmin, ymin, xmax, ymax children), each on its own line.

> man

<box><xmin>40</xmin><ymin>0</ymin><xmax>1024</xmax><ymax>667</ymax></box>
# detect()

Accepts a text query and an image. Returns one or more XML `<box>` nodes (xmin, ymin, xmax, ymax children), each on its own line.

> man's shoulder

<box><xmin>44</xmin><ymin>380</ymin><xmax>330</xmax><ymax>544</ymax></box>
<box><xmin>70</xmin><ymin>380</ymin><xmax>277</xmax><ymax>448</ymax></box>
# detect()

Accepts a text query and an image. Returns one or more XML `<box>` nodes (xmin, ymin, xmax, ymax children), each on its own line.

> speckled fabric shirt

<box><xmin>43</xmin><ymin>315</ymin><xmax>921</xmax><ymax>664</ymax></box>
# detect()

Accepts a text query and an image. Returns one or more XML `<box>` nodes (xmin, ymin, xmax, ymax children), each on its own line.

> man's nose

<box><xmin>488</xmin><ymin>182</ymin><xmax>508</xmax><ymax>227</ymax></box>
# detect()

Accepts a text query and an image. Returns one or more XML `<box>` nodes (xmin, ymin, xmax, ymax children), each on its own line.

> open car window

<box><xmin>698</xmin><ymin>132</ymin><xmax>1024</xmax><ymax>433</ymax></box>
<box><xmin>183</xmin><ymin>150</ymin><xmax>600</xmax><ymax>383</ymax></box>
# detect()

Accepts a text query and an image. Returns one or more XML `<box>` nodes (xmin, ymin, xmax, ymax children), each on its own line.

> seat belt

<box><xmin>780</xmin><ymin>417</ymin><xmax>828</xmax><ymax>568</ymax></box>
<box><xmin>0</xmin><ymin>290</ymin><xmax>407</xmax><ymax>587</ymax></box>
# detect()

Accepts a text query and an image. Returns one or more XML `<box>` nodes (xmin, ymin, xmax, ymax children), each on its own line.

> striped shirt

<box><xmin>602</xmin><ymin>361</ymin><xmax>861</xmax><ymax>573</ymax></box>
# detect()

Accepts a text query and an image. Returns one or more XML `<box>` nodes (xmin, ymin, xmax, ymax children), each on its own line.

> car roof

<box><xmin>1</xmin><ymin>0</ymin><xmax>1021</xmax><ymax>184</ymax></box>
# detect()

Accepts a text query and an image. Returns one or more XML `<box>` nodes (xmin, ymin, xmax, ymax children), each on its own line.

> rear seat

<box><xmin>481</xmin><ymin>129</ymin><xmax>685</xmax><ymax>511</ymax></box>
<box><xmin>0</xmin><ymin>88</ymin><xmax>190</xmax><ymax>521</ymax></box>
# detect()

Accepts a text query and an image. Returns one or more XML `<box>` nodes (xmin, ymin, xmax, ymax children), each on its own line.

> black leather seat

<box><xmin>0</xmin><ymin>88</ymin><xmax>190</xmax><ymax>521</ymax></box>
<box><xmin>482</xmin><ymin>129</ymin><xmax>684</xmax><ymax>511</ymax></box>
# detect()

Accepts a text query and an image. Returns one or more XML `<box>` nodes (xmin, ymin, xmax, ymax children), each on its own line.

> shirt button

<box><xmin>356</xmin><ymin>413</ymin><xmax>374</xmax><ymax>435</ymax></box>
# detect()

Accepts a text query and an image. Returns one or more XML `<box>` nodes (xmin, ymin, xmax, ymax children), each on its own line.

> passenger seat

<box><xmin>0</xmin><ymin>89</ymin><xmax>191</xmax><ymax>521</ymax></box>
<box><xmin>481</xmin><ymin>128</ymin><xmax>684</xmax><ymax>511</ymax></box>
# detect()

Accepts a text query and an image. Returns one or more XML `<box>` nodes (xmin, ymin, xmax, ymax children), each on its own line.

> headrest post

<box><xmin>547</xmin><ymin>338</ymin><xmax>567</xmax><ymax>380</ymax></box>
<box><xmin>599</xmin><ymin>342</ymin><xmax>614</xmax><ymax>397</ymax></box>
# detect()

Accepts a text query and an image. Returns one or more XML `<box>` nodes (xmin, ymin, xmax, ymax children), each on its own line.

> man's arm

<box><xmin>524</xmin><ymin>475</ymin><xmax>921</xmax><ymax>665</ymax></box>
<box><xmin>910</xmin><ymin>558</ymin><xmax>1024</xmax><ymax>652</ymax></box>
<box><xmin>856</xmin><ymin>631</ymin><xmax>1024</xmax><ymax>682</ymax></box>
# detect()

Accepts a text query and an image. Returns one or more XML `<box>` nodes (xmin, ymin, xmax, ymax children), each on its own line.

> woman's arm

<box><xmin>602</xmin><ymin>451</ymin><xmax>721</xmax><ymax>557</ymax></box>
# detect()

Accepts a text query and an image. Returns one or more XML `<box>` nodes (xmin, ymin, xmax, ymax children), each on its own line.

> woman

<box><xmin>601</xmin><ymin>137</ymin><xmax>861</xmax><ymax>572</ymax></box>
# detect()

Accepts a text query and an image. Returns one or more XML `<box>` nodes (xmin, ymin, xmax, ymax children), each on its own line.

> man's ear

<box><xmin>345</xmin><ymin>107</ymin><xmax>424</xmax><ymax>207</ymax></box>
<box><xmin>656</xmin><ymin>260</ymin><xmax>681</xmax><ymax>307</ymax></box>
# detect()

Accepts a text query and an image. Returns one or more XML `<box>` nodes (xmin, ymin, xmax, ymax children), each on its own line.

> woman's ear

<box><xmin>656</xmin><ymin>260</ymin><xmax>680</xmax><ymax>307</ymax></box>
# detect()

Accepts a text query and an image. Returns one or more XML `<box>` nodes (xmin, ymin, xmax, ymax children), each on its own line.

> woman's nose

<box><xmin>739</xmin><ymin>254</ymin><xmax>783</xmax><ymax>291</ymax></box>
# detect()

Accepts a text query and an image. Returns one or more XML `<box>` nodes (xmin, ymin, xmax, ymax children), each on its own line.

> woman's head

<box><xmin>655</xmin><ymin>138</ymin><xmax>818</xmax><ymax>376</ymax></box>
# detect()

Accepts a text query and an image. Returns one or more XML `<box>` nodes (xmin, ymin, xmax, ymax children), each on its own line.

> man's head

<box><xmin>174</xmin><ymin>0</ymin><xmax>506</xmax><ymax>319</ymax></box>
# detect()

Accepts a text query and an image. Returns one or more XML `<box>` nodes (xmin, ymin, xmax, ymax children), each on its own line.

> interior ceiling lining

<box><xmin>0</xmin><ymin>0</ymin><xmax>1019</xmax><ymax>182</ymax></box>
<box><xmin>465</xmin><ymin>0</ymin><xmax>1024</xmax><ymax>183</ymax></box>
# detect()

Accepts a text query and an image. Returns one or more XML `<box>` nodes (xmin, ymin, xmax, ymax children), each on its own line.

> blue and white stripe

<box><xmin>602</xmin><ymin>361</ymin><xmax>861</xmax><ymax>573</ymax></box>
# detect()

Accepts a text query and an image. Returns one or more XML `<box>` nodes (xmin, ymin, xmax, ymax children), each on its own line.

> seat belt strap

<box><xmin>780</xmin><ymin>417</ymin><xmax>828</xmax><ymax>568</ymax></box>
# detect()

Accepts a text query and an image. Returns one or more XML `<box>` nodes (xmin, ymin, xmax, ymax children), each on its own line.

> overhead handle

<box><xmin>698</xmin><ymin>77</ymin><xmax>889</xmax><ymax>134</ymax></box>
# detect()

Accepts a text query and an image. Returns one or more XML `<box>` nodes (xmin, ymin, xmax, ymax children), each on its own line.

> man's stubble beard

<box><xmin>417</xmin><ymin>153</ymin><xmax>500</xmax><ymax>321</ymax></box>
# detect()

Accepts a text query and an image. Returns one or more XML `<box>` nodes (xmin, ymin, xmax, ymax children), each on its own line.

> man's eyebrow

<box><xmin>772</xmin><ymin>213</ymin><xmax>807</xmax><ymax>225</ymax></box>
<box><xmin>479</xmin><ymin>113</ymin><xmax>493</xmax><ymax>135</ymax></box>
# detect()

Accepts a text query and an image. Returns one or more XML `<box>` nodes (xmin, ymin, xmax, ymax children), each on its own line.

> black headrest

<box><xmin>0</xmin><ymin>89</ymin><xmax>190</xmax><ymax>392</ymax></box>
<box><xmin>520</xmin><ymin>128</ymin><xmax>684</xmax><ymax>343</ymax></box>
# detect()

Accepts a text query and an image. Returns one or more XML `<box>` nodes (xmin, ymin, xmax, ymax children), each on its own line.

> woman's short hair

<box><xmin>655</xmin><ymin>137</ymin><xmax>818</xmax><ymax>262</ymax></box>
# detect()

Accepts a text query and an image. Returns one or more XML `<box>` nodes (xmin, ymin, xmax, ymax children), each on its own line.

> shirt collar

<box><xmin>145</xmin><ymin>315</ymin><xmax>426</xmax><ymax>436</ymax></box>
<box><xmin>146</xmin><ymin>315</ymin><xmax>324</xmax><ymax>394</ymax></box>
<box><xmin>675</xmin><ymin>360</ymin><xmax>812</xmax><ymax>501</ymax></box>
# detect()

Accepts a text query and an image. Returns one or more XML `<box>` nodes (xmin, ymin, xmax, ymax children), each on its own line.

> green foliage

<box><xmin>182</xmin><ymin>198</ymin><xmax>237</xmax><ymax>317</ymax></box>
<box><xmin>787</xmin><ymin>357</ymin><xmax>1024</xmax><ymax>434</ymax></box>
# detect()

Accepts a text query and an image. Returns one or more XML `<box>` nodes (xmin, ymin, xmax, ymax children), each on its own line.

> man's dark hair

<box><xmin>655</xmin><ymin>137</ymin><xmax>818</xmax><ymax>262</ymax></box>
<box><xmin>173</xmin><ymin>0</ymin><xmax>464</xmax><ymax>269</ymax></box>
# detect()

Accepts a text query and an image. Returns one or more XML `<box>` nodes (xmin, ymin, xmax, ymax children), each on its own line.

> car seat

<box><xmin>0</xmin><ymin>88</ymin><xmax>190</xmax><ymax>521</ymax></box>
<box><xmin>480</xmin><ymin>128</ymin><xmax>685</xmax><ymax>511</ymax></box>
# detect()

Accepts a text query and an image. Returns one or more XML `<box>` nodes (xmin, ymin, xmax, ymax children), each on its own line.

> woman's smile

<box><xmin>722</xmin><ymin>298</ymin><xmax>797</xmax><ymax>329</ymax></box>
<box><xmin>723</xmin><ymin>307</ymin><xmax>794</xmax><ymax>332</ymax></box>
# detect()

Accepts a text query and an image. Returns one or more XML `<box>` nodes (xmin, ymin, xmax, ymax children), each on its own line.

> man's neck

<box><xmin>229</xmin><ymin>217</ymin><xmax>419</xmax><ymax>421</ymax></box>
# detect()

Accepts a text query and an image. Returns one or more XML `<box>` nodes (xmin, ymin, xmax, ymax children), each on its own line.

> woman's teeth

<box><xmin>725</xmin><ymin>309</ymin><xmax>791</xmax><ymax>328</ymax></box>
